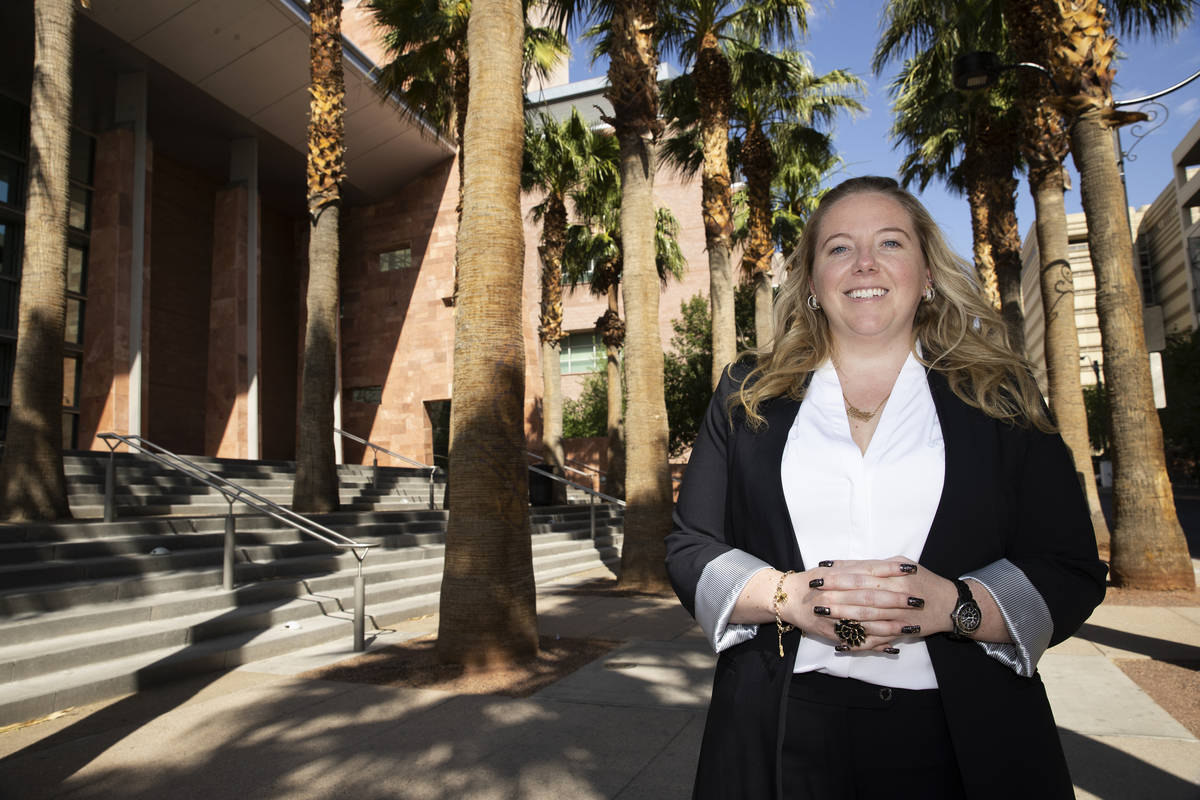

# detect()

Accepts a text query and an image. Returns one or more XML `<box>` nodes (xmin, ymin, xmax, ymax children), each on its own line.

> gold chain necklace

<box><xmin>843</xmin><ymin>392</ymin><xmax>890</xmax><ymax>422</ymax></box>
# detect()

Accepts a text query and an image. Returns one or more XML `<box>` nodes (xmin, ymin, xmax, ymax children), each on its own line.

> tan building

<box><xmin>1021</xmin><ymin>115</ymin><xmax>1200</xmax><ymax>391</ymax></box>
<box><xmin>0</xmin><ymin>1</ymin><xmax>715</xmax><ymax>474</ymax></box>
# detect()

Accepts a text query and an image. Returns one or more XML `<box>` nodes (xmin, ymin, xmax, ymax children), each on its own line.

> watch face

<box><xmin>956</xmin><ymin>601</ymin><xmax>982</xmax><ymax>633</ymax></box>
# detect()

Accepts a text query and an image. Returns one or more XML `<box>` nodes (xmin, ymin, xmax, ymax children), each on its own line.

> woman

<box><xmin>666</xmin><ymin>176</ymin><xmax>1107</xmax><ymax>800</ymax></box>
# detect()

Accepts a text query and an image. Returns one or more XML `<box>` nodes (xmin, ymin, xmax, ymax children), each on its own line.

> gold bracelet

<box><xmin>772</xmin><ymin>570</ymin><xmax>796</xmax><ymax>657</ymax></box>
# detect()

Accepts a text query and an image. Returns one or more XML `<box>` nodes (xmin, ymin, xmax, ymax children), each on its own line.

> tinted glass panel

<box><xmin>0</xmin><ymin>158</ymin><xmax>18</xmax><ymax>206</ymax></box>
<box><xmin>0</xmin><ymin>222</ymin><xmax>10</xmax><ymax>275</ymax></box>
<box><xmin>0</xmin><ymin>339</ymin><xmax>12</xmax><ymax>402</ymax></box>
<box><xmin>68</xmin><ymin>185</ymin><xmax>89</xmax><ymax>231</ymax></box>
<box><xmin>0</xmin><ymin>97</ymin><xmax>22</xmax><ymax>157</ymax></box>
<box><xmin>62</xmin><ymin>411</ymin><xmax>77</xmax><ymax>450</ymax></box>
<box><xmin>69</xmin><ymin>131</ymin><xmax>93</xmax><ymax>185</ymax></box>
<box><xmin>65</xmin><ymin>298</ymin><xmax>82</xmax><ymax>344</ymax></box>
<box><xmin>62</xmin><ymin>355</ymin><xmax>78</xmax><ymax>406</ymax></box>
<box><xmin>67</xmin><ymin>246</ymin><xmax>85</xmax><ymax>293</ymax></box>
<box><xmin>0</xmin><ymin>279</ymin><xmax>17</xmax><ymax>332</ymax></box>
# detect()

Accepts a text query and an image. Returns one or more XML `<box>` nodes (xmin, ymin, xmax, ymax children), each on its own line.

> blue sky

<box><xmin>567</xmin><ymin>1</ymin><xmax>1200</xmax><ymax>259</ymax></box>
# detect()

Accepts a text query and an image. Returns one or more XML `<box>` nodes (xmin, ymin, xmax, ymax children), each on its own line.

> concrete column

<box><xmin>230</xmin><ymin>138</ymin><xmax>261</xmax><ymax>459</ymax></box>
<box><xmin>115</xmin><ymin>72</ymin><xmax>148</xmax><ymax>440</ymax></box>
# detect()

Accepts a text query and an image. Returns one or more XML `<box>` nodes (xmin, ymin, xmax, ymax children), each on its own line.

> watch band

<box><xmin>949</xmin><ymin>578</ymin><xmax>981</xmax><ymax>639</ymax></box>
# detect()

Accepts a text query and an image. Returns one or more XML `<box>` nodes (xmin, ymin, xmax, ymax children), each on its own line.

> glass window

<box><xmin>62</xmin><ymin>354</ymin><xmax>79</xmax><ymax>407</ymax></box>
<box><xmin>69</xmin><ymin>130</ymin><xmax>93</xmax><ymax>185</ymax></box>
<box><xmin>62</xmin><ymin>411</ymin><xmax>77</xmax><ymax>450</ymax></box>
<box><xmin>0</xmin><ymin>157</ymin><xmax>19</xmax><ymax>206</ymax></box>
<box><xmin>560</xmin><ymin>331</ymin><xmax>603</xmax><ymax>374</ymax></box>
<box><xmin>350</xmin><ymin>385</ymin><xmax>383</xmax><ymax>404</ymax></box>
<box><xmin>68</xmin><ymin>185</ymin><xmax>90</xmax><ymax>231</ymax></box>
<box><xmin>0</xmin><ymin>221</ymin><xmax>15</xmax><ymax>276</ymax></box>
<box><xmin>67</xmin><ymin>246</ymin><xmax>85</xmax><ymax>293</ymax></box>
<box><xmin>0</xmin><ymin>278</ymin><xmax>17</xmax><ymax>333</ymax></box>
<box><xmin>65</xmin><ymin>298</ymin><xmax>83</xmax><ymax>344</ymax></box>
<box><xmin>0</xmin><ymin>96</ymin><xmax>22</xmax><ymax>157</ymax></box>
<box><xmin>0</xmin><ymin>340</ymin><xmax>12</xmax><ymax>403</ymax></box>
<box><xmin>379</xmin><ymin>245</ymin><xmax>412</xmax><ymax>272</ymax></box>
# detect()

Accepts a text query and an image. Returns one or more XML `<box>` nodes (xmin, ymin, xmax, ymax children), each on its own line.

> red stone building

<box><xmin>0</xmin><ymin>0</ymin><xmax>715</xmax><ymax>475</ymax></box>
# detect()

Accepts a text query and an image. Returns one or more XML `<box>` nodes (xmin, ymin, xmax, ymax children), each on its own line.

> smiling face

<box><xmin>809</xmin><ymin>191</ymin><xmax>930</xmax><ymax>351</ymax></box>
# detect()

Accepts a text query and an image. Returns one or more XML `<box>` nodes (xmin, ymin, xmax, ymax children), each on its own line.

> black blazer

<box><xmin>666</xmin><ymin>363</ymin><xmax>1108</xmax><ymax>800</ymax></box>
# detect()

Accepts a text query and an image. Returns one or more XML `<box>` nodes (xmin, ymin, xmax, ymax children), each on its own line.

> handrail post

<box><xmin>223</xmin><ymin>500</ymin><xmax>236</xmax><ymax>591</ymax></box>
<box><xmin>104</xmin><ymin>449</ymin><xmax>116</xmax><ymax>522</ymax></box>
<box><xmin>428</xmin><ymin>468</ymin><xmax>436</xmax><ymax>510</ymax></box>
<box><xmin>590</xmin><ymin>491</ymin><xmax>596</xmax><ymax>539</ymax></box>
<box><xmin>372</xmin><ymin>450</ymin><xmax>380</xmax><ymax>490</ymax></box>
<box><xmin>353</xmin><ymin>555</ymin><xmax>366</xmax><ymax>651</ymax></box>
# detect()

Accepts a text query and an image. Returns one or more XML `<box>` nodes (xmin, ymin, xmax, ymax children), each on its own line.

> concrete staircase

<box><xmin>0</xmin><ymin>453</ymin><xmax>623</xmax><ymax>727</ymax></box>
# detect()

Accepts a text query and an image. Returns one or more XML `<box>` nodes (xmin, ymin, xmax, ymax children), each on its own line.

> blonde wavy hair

<box><xmin>732</xmin><ymin>176</ymin><xmax>1053</xmax><ymax>433</ymax></box>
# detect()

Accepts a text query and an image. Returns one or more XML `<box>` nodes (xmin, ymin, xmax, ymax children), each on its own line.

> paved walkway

<box><xmin>0</xmin><ymin>566</ymin><xmax>1197</xmax><ymax>800</ymax></box>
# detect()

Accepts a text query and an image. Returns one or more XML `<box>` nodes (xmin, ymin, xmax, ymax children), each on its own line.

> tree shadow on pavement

<box><xmin>1061</xmin><ymin>728</ymin><xmax>1199</xmax><ymax>800</ymax></box>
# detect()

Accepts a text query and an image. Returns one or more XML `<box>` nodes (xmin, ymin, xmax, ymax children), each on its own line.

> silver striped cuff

<box><xmin>962</xmin><ymin>559</ymin><xmax>1053</xmax><ymax>678</ymax></box>
<box><xmin>695</xmin><ymin>550</ymin><xmax>774</xmax><ymax>653</ymax></box>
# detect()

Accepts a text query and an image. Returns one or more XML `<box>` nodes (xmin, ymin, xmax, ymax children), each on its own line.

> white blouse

<box><xmin>781</xmin><ymin>353</ymin><xmax>943</xmax><ymax>690</ymax></box>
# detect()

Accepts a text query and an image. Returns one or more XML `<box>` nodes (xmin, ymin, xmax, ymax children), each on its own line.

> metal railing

<box><xmin>336</xmin><ymin>428</ymin><xmax>441</xmax><ymax>509</ymax></box>
<box><xmin>527</xmin><ymin>464</ymin><xmax>624</xmax><ymax>540</ymax></box>
<box><xmin>97</xmin><ymin>433</ymin><xmax>377</xmax><ymax>651</ymax></box>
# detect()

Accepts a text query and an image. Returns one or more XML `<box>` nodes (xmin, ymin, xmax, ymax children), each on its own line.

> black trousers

<box><xmin>782</xmin><ymin>671</ymin><xmax>968</xmax><ymax>800</ymax></box>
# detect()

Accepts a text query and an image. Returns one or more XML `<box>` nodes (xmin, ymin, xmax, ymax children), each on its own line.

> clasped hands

<box><xmin>779</xmin><ymin>557</ymin><xmax>958</xmax><ymax>653</ymax></box>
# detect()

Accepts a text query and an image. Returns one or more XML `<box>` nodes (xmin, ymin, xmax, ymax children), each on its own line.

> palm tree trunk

<box><xmin>606</xmin><ymin>0</ymin><xmax>672</xmax><ymax>592</ymax></box>
<box><xmin>538</xmin><ymin>197</ymin><xmax>568</xmax><ymax>504</ymax></box>
<box><xmin>437</xmin><ymin>0</ymin><xmax>538</xmax><ymax>664</ymax></box>
<box><xmin>1070</xmin><ymin>109</ymin><xmax>1191</xmax><ymax>589</ymax></box>
<box><xmin>986</xmin><ymin>173</ymin><xmax>1026</xmax><ymax>356</ymax></box>
<box><xmin>695</xmin><ymin>31</ymin><xmax>736</xmax><ymax>389</ymax></box>
<box><xmin>0</xmin><ymin>0</ymin><xmax>74</xmax><ymax>522</ymax></box>
<box><xmin>1030</xmin><ymin>164</ymin><xmax>1110</xmax><ymax>547</ymax></box>
<box><xmin>600</xmin><ymin>292</ymin><xmax>626</xmax><ymax>499</ymax></box>
<box><xmin>293</xmin><ymin>0</ymin><xmax>345</xmax><ymax>513</ymax></box>
<box><xmin>743</xmin><ymin>122</ymin><xmax>774</xmax><ymax>349</ymax></box>
<box><xmin>962</xmin><ymin>148</ymin><xmax>999</xmax><ymax>309</ymax></box>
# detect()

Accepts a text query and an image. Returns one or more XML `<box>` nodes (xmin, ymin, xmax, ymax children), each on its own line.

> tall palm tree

<box><xmin>1002</xmin><ymin>2</ymin><xmax>1110</xmax><ymax>547</ymax></box>
<box><xmin>522</xmin><ymin>109</ymin><xmax>616</xmax><ymax>500</ymax></box>
<box><xmin>437</xmin><ymin>0</ymin><xmax>539</xmax><ymax>664</ymax></box>
<box><xmin>657</xmin><ymin>0</ymin><xmax>809</xmax><ymax>388</ymax></box>
<box><xmin>0</xmin><ymin>0</ymin><xmax>76</xmax><ymax>521</ymax></box>
<box><xmin>875</xmin><ymin>0</ymin><xmax>1027</xmax><ymax>351</ymax></box>
<box><xmin>564</xmin><ymin>153</ymin><xmax>687</xmax><ymax>501</ymax></box>
<box><xmin>726</xmin><ymin>46</ymin><xmax>862</xmax><ymax>346</ymax></box>
<box><xmin>292</xmin><ymin>0</ymin><xmax>346</xmax><ymax>514</ymax></box>
<box><xmin>1038</xmin><ymin>0</ymin><xmax>1195</xmax><ymax>589</ymax></box>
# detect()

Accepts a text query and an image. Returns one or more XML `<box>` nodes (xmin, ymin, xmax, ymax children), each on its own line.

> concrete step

<box><xmin>0</xmin><ymin>529</ymin><xmax>620</xmax><ymax>727</ymax></box>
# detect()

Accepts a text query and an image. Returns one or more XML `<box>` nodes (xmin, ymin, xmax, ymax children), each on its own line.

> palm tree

<box><xmin>726</xmin><ymin>46</ymin><xmax>862</xmax><ymax>346</ymax></box>
<box><xmin>875</xmin><ymin>0</ymin><xmax>1027</xmax><ymax>352</ymax></box>
<box><xmin>0</xmin><ymin>0</ymin><xmax>76</xmax><ymax>522</ymax></box>
<box><xmin>1037</xmin><ymin>0</ymin><xmax>1195</xmax><ymax>589</ymax></box>
<box><xmin>657</xmin><ymin>0</ymin><xmax>809</xmax><ymax>388</ymax></box>
<box><xmin>367</xmin><ymin>0</ymin><xmax>566</xmax><ymax>226</ymax></box>
<box><xmin>292</xmin><ymin>0</ymin><xmax>346</xmax><ymax>514</ymax></box>
<box><xmin>1003</xmin><ymin>2</ymin><xmax>1110</xmax><ymax>547</ymax></box>
<box><xmin>564</xmin><ymin>150</ymin><xmax>687</xmax><ymax>501</ymax></box>
<box><xmin>522</xmin><ymin>109</ymin><xmax>616</xmax><ymax>501</ymax></box>
<box><xmin>437</xmin><ymin>0</ymin><xmax>539</xmax><ymax>664</ymax></box>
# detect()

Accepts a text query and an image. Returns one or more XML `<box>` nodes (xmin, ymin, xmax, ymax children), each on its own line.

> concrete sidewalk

<box><xmin>0</xmin><ymin>566</ymin><xmax>1196</xmax><ymax>800</ymax></box>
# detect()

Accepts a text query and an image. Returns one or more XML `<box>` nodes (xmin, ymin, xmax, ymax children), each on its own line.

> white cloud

<box><xmin>1176</xmin><ymin>97</ymin><xmax>1200</xmax><ymax>117</ymax></box>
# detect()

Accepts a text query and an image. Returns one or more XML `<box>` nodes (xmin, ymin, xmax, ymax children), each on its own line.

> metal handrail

<box><xmin>528</xmin><ymin>464</ymin><xmax>624</xmax><ymax>541</ymax></box>
<box><xmin>525</xmin><ymin>448</ymin><xmax>681</xmax><ymax>487</ymax></box>
<box><xmin>335</xmin><ymin>428</ymin><xmax>441</xmax><ymax>509</ymax></box>
<box><xmin>97</xmin><ymin>432</ymin><xmax>376</xmax><ymax>651</ymax></box>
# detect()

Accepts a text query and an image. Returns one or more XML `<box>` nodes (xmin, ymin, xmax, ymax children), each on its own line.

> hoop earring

<box><xmin>923</xmin><ymin>284</ymin><xmax>935</xmax><ymax>302</ymax></box>
<box><xmin>807</xmin><ymin>294</ymin><xmax>820</xmax><ymax>311</ymax></box>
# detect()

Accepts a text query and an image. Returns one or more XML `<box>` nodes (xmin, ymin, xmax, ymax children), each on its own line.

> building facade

<box><xmin>1</xmin><ymin>0</ymin><xmax>718</xmax><ymax>474</ymax></box>
<box><xmin>1020</xmin><ymin>115</ymin><xmax>1200</xmax><ymax>391</ymax></box>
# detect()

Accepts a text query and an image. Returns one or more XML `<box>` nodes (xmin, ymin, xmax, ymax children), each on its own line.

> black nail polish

<box><xmin>834</xmin><ymin>644</ymin><xmax>851</xmax><ymax>652</ymax></box>
<box><xmin>809</xmin><ymin>578</ymin><xmax>824</xmax><ymax>588</ymax></box>
<box><xmin>899</xmin><ymin>564</ymin><xmax>918</xmax><ymax>574</ymax></box>
<box><xmin>907</xmin><ymin>597</ymin><xmax>925</xmax><ymax>609</ymax></box>
<box><xmin>883</xmin><ymin>647</ymin><xmax>900</xmax><ymax>655</ymax></box>
<box><xmin>819</xmin><ymin>560</ymin><xmax>835</xmax><ymax>568</ymax></box>
<box><xmin>901</xmin><ymin>625</ymin><xmax>921</xmax><ymax>635</ymax></box>
<box><xmin>814</xmin><ymin>606</ymin><xmax>830</xmax><ymax>616</ymax></box>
